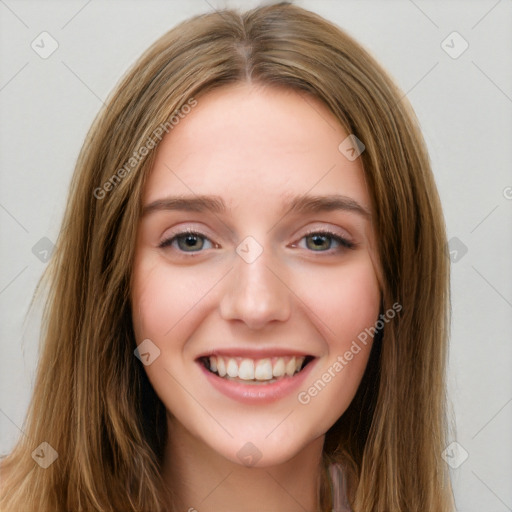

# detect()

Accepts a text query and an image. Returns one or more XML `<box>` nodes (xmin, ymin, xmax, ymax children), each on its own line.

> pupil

<box><xmin>310</xmin><ymin>234</ymin><xmax>329</xmax><ymax>250</ymax></box>
<box><xmin>179</xmin><ymin>234</ymin><xmax>203</xmax><ymax>251</ymax></box>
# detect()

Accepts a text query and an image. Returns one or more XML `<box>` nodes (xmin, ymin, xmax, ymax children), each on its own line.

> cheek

<box><xmin>291</xmin><ymin>257</ymin><xmax>380</xmax><ymax>427</ymax></box>
<box><xmin>294</xmin><ymin>257</ymin><xmax>381</xmax><ymax>346</ymax></box>
<box><xmin>130</xmin><ymin>255</ymin><xmax>215</xmax><ymax>409</ymax></box>
<box><xmin>131</xmin><ymin>254</ymin><xmax>220</xmax><ymax>343</ymax></box>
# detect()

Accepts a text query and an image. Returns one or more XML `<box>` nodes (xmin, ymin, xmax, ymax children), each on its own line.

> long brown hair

<box><xmin>0</xmin><ymin>3</ymin><xmax>454</xmax><ymax>510</ymax></box>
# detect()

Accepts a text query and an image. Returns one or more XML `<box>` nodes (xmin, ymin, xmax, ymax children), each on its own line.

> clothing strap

<box><xmin>328</xmin><ymin>463</ymin><xmax>353</xmax><ymax>512</ymax></box>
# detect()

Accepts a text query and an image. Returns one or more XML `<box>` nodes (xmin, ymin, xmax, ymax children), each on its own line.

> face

<box><xmin>131</xmin><ymin>83</ymin><xmax>381</xmax><ymax>468</ymax></box>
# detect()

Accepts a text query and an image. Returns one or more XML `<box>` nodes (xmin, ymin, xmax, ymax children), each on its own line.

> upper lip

<box><xmin>196</xmin><ymin>348</ymin><xmax>314</xmax><ymax>359</ymax></box>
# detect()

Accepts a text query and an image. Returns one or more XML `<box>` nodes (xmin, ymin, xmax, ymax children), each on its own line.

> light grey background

<box><xmin>1</xmin><ymin>1</ymin><xmax>511</xmax><ymax>510</ymax></box>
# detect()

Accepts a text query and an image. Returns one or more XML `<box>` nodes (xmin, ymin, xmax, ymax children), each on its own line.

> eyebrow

<box><xmin>142</xmin><ymin>194</ymin><xmax>371</xmax><ymax>219</ymax></box>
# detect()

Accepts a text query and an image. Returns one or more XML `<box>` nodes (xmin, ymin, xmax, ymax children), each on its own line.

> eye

<box><xmin>158</xmin><ymin>229</ymin><xmax>354</xmax><ymax>254</ymax></box>
<box><xmin>159</xmin><ymin>230</ymin><xmax>214</xmax><ymax>253</ymax></box>
<box><xmin>296</xmin><ymin>230</ymin><xmax>355</xmax><ymax>252</ymax></box>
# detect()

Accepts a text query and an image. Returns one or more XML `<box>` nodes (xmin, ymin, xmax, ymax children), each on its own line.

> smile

<box><xmin>198</xmin><ymin>354</ymin><xmax>315</xmax><ymax>384</ymax></box>
<box><xmin>196</xmin><ymin>352</ymin><xmax>317</xmax><ymax>404</ymax></box>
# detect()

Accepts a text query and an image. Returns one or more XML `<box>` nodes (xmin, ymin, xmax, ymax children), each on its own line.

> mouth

<box><xmin>197</xmin><ymin>354</ymin><xmax>315</xmax><ymax>385</ymax></box>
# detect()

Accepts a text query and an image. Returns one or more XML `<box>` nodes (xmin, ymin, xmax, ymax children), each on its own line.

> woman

<box><xmin>0</xmin><ymin>3</ymin><xmax>455</xmax><ymax>511</ymax></box>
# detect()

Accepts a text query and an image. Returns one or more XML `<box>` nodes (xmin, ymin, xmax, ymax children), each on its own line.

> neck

<box><xmin>162</xmin><ymin>417</ymin><xmax>326</xmax><ymax>512</ymax></box>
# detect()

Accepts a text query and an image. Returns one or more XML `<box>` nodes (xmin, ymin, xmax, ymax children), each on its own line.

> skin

<box><xmin>131</xmin><ymin>83</ymin><xmax>381</xmax><ymax>512</ymax></box>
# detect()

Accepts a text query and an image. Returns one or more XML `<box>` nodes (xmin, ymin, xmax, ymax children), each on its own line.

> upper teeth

<box><xmin>208</xmin><ymin>356</ymin><xmax>306</xmax><ymax>381</ymax></box>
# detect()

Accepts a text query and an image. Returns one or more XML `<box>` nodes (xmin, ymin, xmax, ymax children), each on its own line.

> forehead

<box><xmin>143</xmin><ymin>83</ymin><xmax>370</xmax><ymax>213</ymax></box>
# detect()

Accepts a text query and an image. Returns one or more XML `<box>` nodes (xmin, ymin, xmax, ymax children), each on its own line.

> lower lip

<box><xmin>197</xmin><ymin>359</ymin><xmax>317</xmax><ymax>404</ymax></box>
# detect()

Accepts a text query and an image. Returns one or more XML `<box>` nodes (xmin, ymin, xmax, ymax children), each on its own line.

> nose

<box><xmin>219</xmin><ymin>246</ymin><xmax>291</xmax><ymax>330</ymax></box>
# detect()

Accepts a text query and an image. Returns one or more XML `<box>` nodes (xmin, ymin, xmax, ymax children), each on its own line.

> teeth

<box><xmin>254</xmin><ymin>358</ymin><xmax>273</xmax><ymax>380</ymax></box>
<box><xmin>285</xmin><ymin>356</ymin><xmax>296</xmax><ymax>376</ymax></box>
<box><xmin>206</xmin><ymin>355</ymin><xmax>307</xmax><ymax>381</ymax></box>
<box><xmin>216</xmin><ymin>357</ymin><xmax>226</xmax><ymax>377</ymax></box>
<box><xmin>238</xmin><ymin>359</ymin><xmax>255</xmax><ymax>380</ymax></box>
<box><xmin>226</xmin><ymin>358</ymin><xmax>238</xmax><ymax>377</ymax></box>
<box><xmin>272</xmin><ymin>358</ymin><xmax>285</xmax><ymax>377</ymax></box>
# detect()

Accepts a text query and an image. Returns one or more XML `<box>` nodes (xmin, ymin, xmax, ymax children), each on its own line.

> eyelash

<box><xmin>158</xmin><ymin>228</ymin><xmax>355</xmax><ymax>254</ymax></box>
